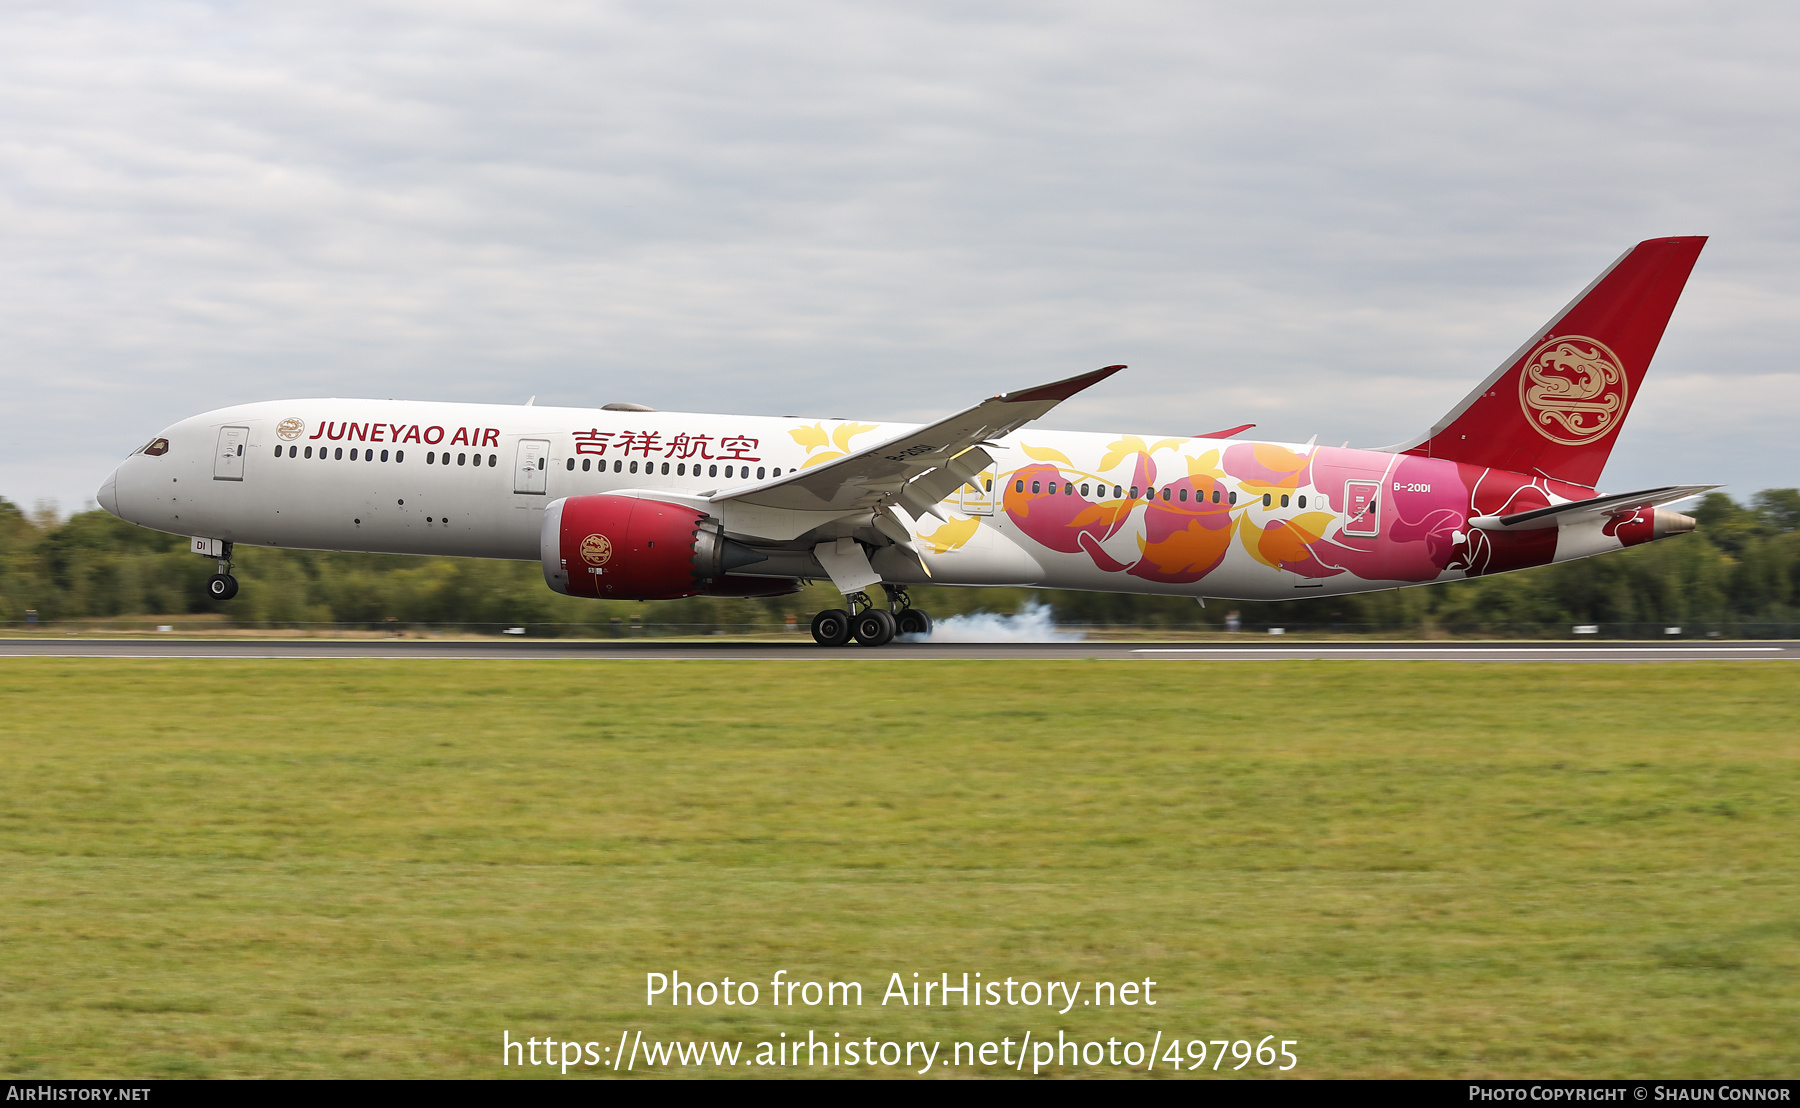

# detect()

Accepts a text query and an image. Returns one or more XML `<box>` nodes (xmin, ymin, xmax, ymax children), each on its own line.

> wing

<box><xmin>712</xmin><ymin>365</ymin><xmax>1124</xmax><ymax>514</ymax></box>
<box><xmin>1471</xmin><ymin>484</ymin><xmax>1719</xmax><ymax>531</ymax></box>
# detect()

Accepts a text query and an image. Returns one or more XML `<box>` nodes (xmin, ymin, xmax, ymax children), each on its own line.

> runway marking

<box><xmin>0</xmin><ymin>642</ymin><xmax>1792</xmax><ymax>664</ymax></box>
<box><xmin>1132</xmin><ymin>647</ymin><xmax>1782</xmax><ymax>653</ymax></box>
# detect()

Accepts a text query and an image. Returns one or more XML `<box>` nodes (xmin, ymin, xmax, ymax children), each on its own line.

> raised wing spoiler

<box><xmin>712</xmin><ymin>365</ymin><xmax>1125</xmax><ymax>515</ymax></box>
<box><xmin>1470</xmin><ymin>484</ymin><xmax>1718</xmax><ymax>531</ymax></box>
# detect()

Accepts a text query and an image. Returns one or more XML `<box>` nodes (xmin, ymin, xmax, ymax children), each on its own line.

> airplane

<box><xmin>98</xmin><ymin>236</ymin><xmax>1715</xmax><ymax>646</ymax></box>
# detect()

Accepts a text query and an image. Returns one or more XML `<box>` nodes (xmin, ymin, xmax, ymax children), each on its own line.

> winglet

<box><xmin>998</xmin><ymin>365</ymin><xmax>1125</xmax><ymax>404</ymax></box>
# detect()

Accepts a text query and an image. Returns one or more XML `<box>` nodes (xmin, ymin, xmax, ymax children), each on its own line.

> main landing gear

<box><xmin>809</xmin><ymin>586</ymin><xmax>932</xmax><ymax>647</ymax></box>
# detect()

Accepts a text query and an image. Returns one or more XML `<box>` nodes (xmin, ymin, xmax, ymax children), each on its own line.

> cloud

<box><xmin>1</xmin><ymin>0</ymin><xmax>1796</xmax><ymax>512</ymax></box>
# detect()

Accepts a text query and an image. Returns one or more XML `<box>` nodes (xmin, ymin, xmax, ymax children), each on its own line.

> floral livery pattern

<box><xmin>1001</xmin><ymin>437</ymin><xmax>1598</xmax><ymax>588</ymax></box>
<box><xmin>1002</xmin><ymin>437</ymin><xmax>1236</xmax><ymax>584</ymax></box>
<box><xmin>789</xmin><ymin>421</ymin><xmax>881</xmax><ymax>469</ymax></box>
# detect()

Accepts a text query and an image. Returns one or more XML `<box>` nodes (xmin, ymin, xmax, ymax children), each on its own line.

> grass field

<box><xmin>1</xmin><ymin>659</ymin><xmax>1796</xmax><ymax>1079</ymax></box>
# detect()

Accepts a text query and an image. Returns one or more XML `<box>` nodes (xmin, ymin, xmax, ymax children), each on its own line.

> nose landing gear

<box><xmin>199</xmin><ymin>540</ymin><xmax>239</xmax><ymax>601</ymax></box>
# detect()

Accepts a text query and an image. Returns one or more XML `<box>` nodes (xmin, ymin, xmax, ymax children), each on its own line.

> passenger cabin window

<box><xmin>334</xmin><ymin>447</ymin><xmax>343</xmax><ymax>460</ymax></box>
<box><xmin>1016</xmin><ymin>480</ymin><xmax>1025</xmax><ymax>492</ymax></box>
<box><xmin>1229</xmin><ymin>491</ymin><xmax>1237</xmax><ymax>505</ymax></box>
<box><xmin>1113</xmin><ymin>485</ymin><xmax>1122</xmax><ymax>498</ymax></box>
<box><xmin>630</xmin><ymin>460</ymin><xmax>639</xmax><ymax>473</ymax></box>
<box><xmin>583</xmin><ymin>458</ymin><xmax>591</xmax><ymax>471</ymax></box>
<box><xmin>396</xmin><ymin>450</ymin><xmax>404</xmax><ymax>462</ymax></box>
<box><xmin>1263</xmin><ymin>494</ymin><xmax>1272</xmax><ymax>507</ymax></box>
<box><xmin>305</xmin><ymin>446</ymin><xmax>313</xmax><ymax>458</ymax></box>
<box><xmin>614</xmin><ymin>460</ymin><xmax>622</xmax><ymax>472</ymax></box>
<box><xmin>1179</xmin><ymin>488</ymin><xmax>1188</xmax><ymax>501</ymax></box>
<box><xmin>660</xmin><ymin>462</ymin><xmax>669</xmax><ymax>475</ymax></box>
<box><xmin>757</xmin><ymin>467</ymin><xmax>766</xmax><ymax>479</ymax></box>
<box><xmin>1031</xmin><ymin>480</ymin><xmax>1041</xmax><ymax>493</ymax></box>
<box><xmin>1279</xmin><ymin>494</ymin><xmax>1289</xmax><ymax>507</ymax></box>
<box><xmin>1298</xmin><ymin>495</ymin><xmax>1306</xmax><ymax>508</ymax></box>
<box><xmin>567</xmin><ymin>457</ymin><xmax>575</xmax><ymax>471</ymax></box>
<box><xmin>458</xmin><ymin>452</ymin><xmax>467</xmax><ymax>465</ymax></box>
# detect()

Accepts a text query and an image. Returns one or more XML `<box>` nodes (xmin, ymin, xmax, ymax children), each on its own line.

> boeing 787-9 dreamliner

<box><xmin>99</xmin><ymin>236</ymin><xmax>1714</xmax><ymax>646</ymax></box>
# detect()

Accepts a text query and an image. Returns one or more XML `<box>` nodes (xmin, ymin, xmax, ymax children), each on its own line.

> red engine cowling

<box><xmin>541</xmin><ymin>494</ymin><xmax>778</xmax><ymax>600</ymax></box>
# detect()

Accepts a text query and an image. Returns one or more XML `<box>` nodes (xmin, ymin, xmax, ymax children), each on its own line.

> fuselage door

<box><xmin>959</xmin><ymin>467</ymin><xmax>998</xmax><ymax>516</ymax></box>
<box><xmin>1344</xmin><ymin>480</ymin><xmax>1381</xmax><ymax>537</ymax></box>
<box><xmin>515</xmin><ymin>439</ymin><xmax>550</xmax><ymax>494</ymax></box>
<box><xmin>213</xmin><ymin>426</ymin><xmax>248</xmax><ymax>481</ymax></box>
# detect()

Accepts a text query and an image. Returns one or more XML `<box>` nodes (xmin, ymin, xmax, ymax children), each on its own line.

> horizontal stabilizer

<box><xmin>1471</xmin><ymin>484</ymin><xmax>1718</xmax><ymax>531</ymax></box>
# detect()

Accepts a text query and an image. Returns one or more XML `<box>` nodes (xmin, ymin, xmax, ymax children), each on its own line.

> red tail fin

<box><xmin>1398</xmin><ymin>236</ymin><xmax>1705</xmax><ymax>486</ymax></box>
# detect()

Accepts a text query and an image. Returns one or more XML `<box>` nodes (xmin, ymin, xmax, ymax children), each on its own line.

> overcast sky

<box><xmin>2</xmin><ymin>0</ymin><xmax>1796</xmax><ymax>514</ymax></box>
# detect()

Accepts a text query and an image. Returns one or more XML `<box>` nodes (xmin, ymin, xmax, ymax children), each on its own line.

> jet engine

<box><xmin>541</xmin><ymin>493</ymin><xmax>773</xmax><ymax>600</ymax></box>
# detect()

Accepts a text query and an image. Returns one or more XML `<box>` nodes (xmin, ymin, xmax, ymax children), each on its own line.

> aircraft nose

<box><xmin>97</xmin><ymin>467</ymin><xmax>121</xmax><ymax>517</ymax></box>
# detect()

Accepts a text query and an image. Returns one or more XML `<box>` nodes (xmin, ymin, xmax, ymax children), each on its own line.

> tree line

<box><xmin>2</xmin><ymin>490</ymin><xmax>1795</xmax><ymax>635</ymax></box>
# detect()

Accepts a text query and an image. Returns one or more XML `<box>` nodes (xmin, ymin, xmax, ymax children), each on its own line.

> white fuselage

<box><xmin>101</xmin><ymin>397</ymin><xmax>1644</xmax><ymax>602</ymax></box>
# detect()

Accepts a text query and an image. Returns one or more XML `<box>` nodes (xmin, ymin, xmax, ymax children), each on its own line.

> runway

<box><xmin>2</xmin><ymin>637</ymin><xmax>1796</xmax><ymax>662</ymax></box>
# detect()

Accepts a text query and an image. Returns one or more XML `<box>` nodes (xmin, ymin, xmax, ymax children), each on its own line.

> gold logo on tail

<box><xmin>1519</xmin><ymin>335</ymin><xmax>1628</xmax><ymax>445</ymax></box>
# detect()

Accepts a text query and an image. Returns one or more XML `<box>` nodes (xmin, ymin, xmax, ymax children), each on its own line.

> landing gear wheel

<box><xmin>851</xmin><ymin>608</ymin><xmax>897</xmax><ymax>647</ymax></box>
<box><xmin>206</xmin><ymin>573</ymin><xmax>239</xmax><ymax>601</ymax></box>
<box><xmin>810</xmin><ymin>608</ymin><xmax>852</xmax><ymax>647</ymax></box>
<box><xmin>896</xmin><ymin>609</ymin><xmax>932</xmax><ymax>637</ymax></box>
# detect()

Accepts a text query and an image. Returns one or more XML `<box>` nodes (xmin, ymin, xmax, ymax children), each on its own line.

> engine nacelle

<box><xmin>541</xmin><ymin>493</ymin><xmax>773</xmax><ymax>600</ymax></box>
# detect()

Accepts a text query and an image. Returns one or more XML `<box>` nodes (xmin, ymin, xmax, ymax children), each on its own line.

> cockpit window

<box><xmin>139</xmin><ymin>438</ymin><xmax>170</xmax><ymax>457</ymax></box>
